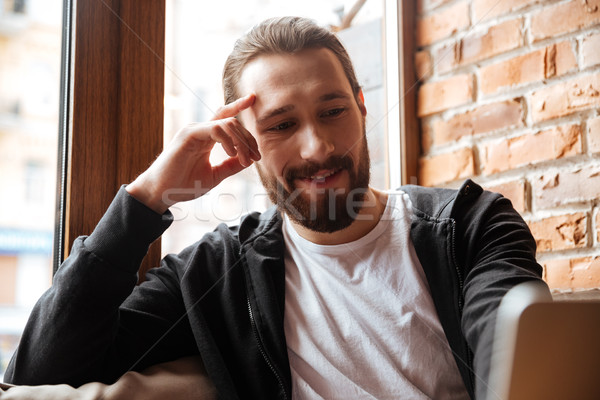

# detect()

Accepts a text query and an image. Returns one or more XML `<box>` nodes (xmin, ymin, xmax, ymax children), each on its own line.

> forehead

<box><xmin>237</xmin><ymin>48</ymin><xmax>354</xmax><ymax>110</ymax></box>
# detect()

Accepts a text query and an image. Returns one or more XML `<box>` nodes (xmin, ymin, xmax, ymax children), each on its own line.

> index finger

<box><xmin>211</xmin><ymin>94</ymin><xmax>256</xmax><ymax>121</ymax></box>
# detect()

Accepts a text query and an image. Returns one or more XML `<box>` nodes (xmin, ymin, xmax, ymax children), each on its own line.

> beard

<box><xmin>256</xmin><ymin>132</ymin><xmax>371</xmax><ymax>233</ymax></box>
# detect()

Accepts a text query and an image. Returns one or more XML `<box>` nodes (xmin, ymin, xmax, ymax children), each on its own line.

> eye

<box><xmin>268</xmin><ymin>121</ymin><xmax>295</xmax><ymax>132</ymax></box>
<box><xmin>321</xmin><ymin>108</ymin><xmax>345</xmax><ymax>118</ymax></box>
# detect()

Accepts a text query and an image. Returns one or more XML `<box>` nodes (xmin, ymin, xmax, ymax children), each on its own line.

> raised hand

<box><xmin>126</xmin><ymin>94</ymin><xmax>260</xmax><ymax>214</ymax></box>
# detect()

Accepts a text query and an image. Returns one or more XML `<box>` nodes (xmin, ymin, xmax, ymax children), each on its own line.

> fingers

<box><xmin>206</xmin><ymin>121</ymin><xmax>237</xmax><ymax>158</ymax></box>
<box><xmin>212</xmin><ymin>156</ymin><xmax>246</xmax><ymax>186</ymax></box>
<box><xmin>207</xmin><ymin>94</ymin><xmax>260</xmax><ymax>167</ymax></box>
<box><xmin>212</xmin><ymin>118</ymin><xmax>260</xmax><ymax>167</ymax></box>
<box><xmin>211</xmin><ymin>93</ymin><xmax>255</xmax><ymax>121</ymax></box>
<box><xmin>178</xmin><ymin>116</ymin><xmax>260</xmax><ymax>168</ymax></box>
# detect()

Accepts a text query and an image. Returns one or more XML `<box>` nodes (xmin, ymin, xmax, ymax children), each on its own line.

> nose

<box><xmin>298</xmin><ymin>123</ymin><xmax>334</xmax><ymax>163</ymax></box>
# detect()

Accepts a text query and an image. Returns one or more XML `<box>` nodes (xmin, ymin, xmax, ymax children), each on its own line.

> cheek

<box><xmin>259</xmin><ymin>136</ymin><xmax>291</xmax><ymax>160</ymax></box>
<box><xmin>257</xmin><ymin>144</ymin><xmax>293</xmax><ymax>179</ymax></box>
<box><xmin>341</xmin><ymin>118</ymin><xmax>365</xmax><ymax>145</ymax></box>
<box><xmin>255</xmin><ymin>149</ymin><xmax>280</xmax><ymax>174</ymax></box>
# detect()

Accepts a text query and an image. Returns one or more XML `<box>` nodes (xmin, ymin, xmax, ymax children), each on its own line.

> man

<box><xmin>5</xmin><ymin>17</ymin><xmax>545</xmax><ymax>399</ymax></box>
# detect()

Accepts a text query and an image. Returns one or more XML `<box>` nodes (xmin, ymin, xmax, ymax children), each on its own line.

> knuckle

<box><xmin>222</xmin><ymin>116</ymin><xmax>237</xmax><ymax>126</ymax></box>
<box><xmin>173</xmin><ymin>125</ymin><xmax>193</xmax><ymax>141</ymax></box>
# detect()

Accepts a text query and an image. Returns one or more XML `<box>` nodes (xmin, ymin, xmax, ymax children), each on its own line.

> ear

<box><xmin>357</xmin><ymin>89</ymin><xmax>367</xmax><ymax>117</ymax></box>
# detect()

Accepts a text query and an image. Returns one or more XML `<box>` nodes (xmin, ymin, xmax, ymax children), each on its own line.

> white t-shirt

<box><xmin>282</xmin><ymin>190</ymin><xmax>469</xmax><ymax>400</ymax></box>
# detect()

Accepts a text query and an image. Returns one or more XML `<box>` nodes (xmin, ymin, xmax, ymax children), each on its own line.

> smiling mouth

<box><xmin>284</xmin><ymin>155</ymin><xmax>354</xmax><ymax>189</ymax></box>
<box><xmin>299</xmin><ymin>168</ymin><xmax>343</xmax><ymax>184</ymax></box>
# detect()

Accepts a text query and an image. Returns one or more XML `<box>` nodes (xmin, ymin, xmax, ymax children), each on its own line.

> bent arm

<box><xmin>459</xmin><ymin>195</ymin><xmax>548</xmax><ymax>399</ymax></box>
<box><xmin>5</xmin><ymin>97</ymin><xmax>260</xmax><ymax>387</ymax></box>
<box><xmin>4</xmin><ymin>187</ymin><xmax>194</xmax><ymax>386</ymax></box>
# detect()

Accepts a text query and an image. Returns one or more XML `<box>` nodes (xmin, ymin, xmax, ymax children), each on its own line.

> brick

<box><xmin>582</xmin><ymin>33</ymin><xmax>600</xmax><ymax>69</ymax></box>
<box><xmin>531</xmin><ymin>0</ymin><xmax>600</xmax><ymax>41</ymax></box>
<box><xmin>479</xmin><ymin>49</ymin><xmax>545</xmax><ymax>94</ymax></box>
<box><xmin>415</xmin><ymin>50</ymin><xmax>433</xmax><ymax>80</ymax></box>
<box><xmin>546</xmin><ymin>41</ymin><xmax>578</xmax><ymax>78</ymax></box>
<box><xmin>479</xmin><ymin>42</ymin><xmax>576</xmax><ymax>95</ymax></box>
<box><xmin>529</xmin><ymin>212</ymin><xmax>588</xmax><ymax>252</ymax></box>
<box><xmin>479</xmin><ymin>124</ymin><xmax>582</xmax><ymax>175</ymax></box>
<box><xmin>418</xmin><ymin>147</ymin><xmax>474</xmax><ymax>186</ymax></box>
<box><xmin>589</xmin><ymin>117</ymin><xmax>600</xmax><ymax>154</ymax></box>
<box><xmin>485</xmin><ymin>180</ymin><xmax>527</xmax><ymax>213</ymax></box>
<box><xmin>435</xmin><ymin>43</ymin><xmax>460</xmax><ymax>74</ymax></box>
<box><xmin>597</xmin><ymin>209</ymin><xmax>600</xmax><ymax>242</ymax></box>
<box><xmin>473</xmin><ymin>0</ymin><xmax>539</xmax><ymax>22</ymax></box>
<box><xmin>416</xmin><ymin>2</ymin><xmax>470</xmax><ymax>46</ymax></box>
<box><xmin>435</xmin><ymin>19</ymin><xmax>524</xmax><ymax>74</ymax></box>
<box><xmin>417</xmin><ymin>74</ymin><xmax>473</xmax><ymax>117</ymax></box>
<box><xmin>530</xmin><ymin>73</ymin><xmax>600</xmax><ymax>122</ymax></box>
<box><xmin>431</xmin><ymin>98</ymin><xmax>523</xmax><ymax>146</ymax></box>
<box><xmin>460</xmin><ymin>18</ymin><xmax>523</xmax><ymax>65</ymax></box>
<box><xmin>421</xmin><ymin>122</ymin><xmax>434</xmax><ymax>154</ymax></box>
<box><xmin>534</xmin><ymin>166</ymin><xmax>600</xmax><ymax>209</ymax></box>
<box><xmin>544</xmin><ymin>257</ymin><xmax>600</xmax><ymax>290</ymax></box>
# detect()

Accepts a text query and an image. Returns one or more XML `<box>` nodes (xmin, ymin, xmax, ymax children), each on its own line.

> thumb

<box><xmin>212</xmin><ymin>156</ymin><xmax>247</xmax><ymax>186</ymax></box>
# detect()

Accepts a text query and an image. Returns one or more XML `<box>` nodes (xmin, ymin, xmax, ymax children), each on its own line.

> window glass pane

<box><xmin>163</xmin><ymin>0</ymin><xmax>385</xmax><ymax>255</ymax></box>
<box><xmin>0</xmin><ymin>0</ymin><xmax>62</xmax><ymax>380</ymax></box>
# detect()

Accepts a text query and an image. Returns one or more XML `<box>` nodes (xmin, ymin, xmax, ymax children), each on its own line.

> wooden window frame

<box><xmin>55</xmin><ymin>0</ymin><xmax>165</xmax><ymax>278</ymax></box>
<box><xmin>384</xmin><ymin>0</ymin><xmax>418</xmax><ymax>187</ymax></box>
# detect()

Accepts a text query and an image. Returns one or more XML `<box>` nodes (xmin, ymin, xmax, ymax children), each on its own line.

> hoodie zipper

<box><xmin>246</xmin><ymin>294</ymin><xmax>289</xmax><ymax>400</ymax></box>
<box><xmin>450</xmin><ymin>220</ymin><xmax>475</xmax><ymax>393</ymax></box>
<box><xmin>450</xmin><ymin>221</ymin><xmax>464</xmax><ymax>310</ymax></box>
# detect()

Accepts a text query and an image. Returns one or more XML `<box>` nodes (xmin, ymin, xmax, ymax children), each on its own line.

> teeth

<box><xmin>310</xmin><ymin>169</ymin><xmax>336</xmax><ymax>180</ymax></box>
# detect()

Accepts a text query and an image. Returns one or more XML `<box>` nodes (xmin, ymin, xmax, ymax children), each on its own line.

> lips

<box><xmin>304</xmin><ymin>168</ymin><xmax>341</xmax><ymax>182</ymax></box>
<box><xmin>296</xmin><ymin>168</ymin><xmax>345</xmax><ymax>190</ymax></box>
<box><xmin>284</xmin><ymin>155</ymin><xmax>355</xmax><ymax>189</ymax></box>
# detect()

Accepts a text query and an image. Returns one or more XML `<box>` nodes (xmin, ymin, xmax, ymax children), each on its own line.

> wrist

<box><xmin>126</xmin><ymin>177</ymin><xmax>169</xmax><ymax>214</ymax></box>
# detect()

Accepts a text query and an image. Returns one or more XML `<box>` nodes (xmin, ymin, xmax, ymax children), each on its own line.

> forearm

<box><xmin>460</xmin><ymin>196</ymin><xmax>546</xmax><ymax>399</ymax></box>
<box><xmin>0</xmin><ymin>356</ymin><xmax>217</xmax><ymax>400</ymax></box>
<box><xmin>5</xmin><ymin>243</ymin><xmax>131</xmax><ymax>385</ymax></box>
<box><xmin>5</xmin><ymin>187</ymin><xmax>173</xmax><ymax>386</ymax></box>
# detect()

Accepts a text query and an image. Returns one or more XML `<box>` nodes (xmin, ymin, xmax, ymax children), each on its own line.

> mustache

<box><xmin>284</xmin><ymin>155</ymin><xmax>355</xmax><ymax>185</ymax></box>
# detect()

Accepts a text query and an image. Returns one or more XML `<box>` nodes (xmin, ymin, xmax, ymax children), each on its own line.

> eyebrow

<box><xmin>256</xmin><ymin>91</ymin><xmax>352</xmax><ymax>126</ymax></box>
<box><xmin>256</xmin><ymin>105</ymin><xmax>295</xmax><ymax>126</ymax></box>
<box><xmin>318</xmin><ymin>91</ymin><xmax>352</xmax><ymax>102</ymax></box>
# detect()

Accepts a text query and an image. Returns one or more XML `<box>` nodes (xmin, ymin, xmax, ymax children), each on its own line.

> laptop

<box><xmin>486</xmin><ymin>281</ymin><xmax>600</xmax><ymax>400</ymax></box>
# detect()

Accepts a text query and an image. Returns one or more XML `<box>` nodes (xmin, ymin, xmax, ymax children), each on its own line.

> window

<box><xmin>24</xmin><ymin>161</ymin><xmax>46</xmax><ymax>204</ymax></box>
<box><xmin>3</xmin><ymin>0</ymin><xmax>26</xmax><ymax>14</ymax></box>
<box><xmin>0</xmin><ymin>0</ymin><xmax>61</xmax><ymax>379</ymax></box>
<box><xmin>13</xmin><ymin>0</ymin><xmax>25</xmax><ymax>14</ymax></box>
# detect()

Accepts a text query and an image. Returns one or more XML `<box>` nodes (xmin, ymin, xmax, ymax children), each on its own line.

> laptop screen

<box><xmin>486</xmin><ymin>281</ymin><xmax>600</xmax><ymax>400</ymax></box>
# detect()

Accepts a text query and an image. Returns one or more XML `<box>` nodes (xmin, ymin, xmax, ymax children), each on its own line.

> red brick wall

<box><xmin>415</xmin><ymin>0</ymin><xmax>600</xmax><ymax>292</ymax></box>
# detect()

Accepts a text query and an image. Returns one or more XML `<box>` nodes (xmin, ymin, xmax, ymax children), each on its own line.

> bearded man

<box><xmin>5</xmin><ymin>17</ymin><xmax>546</xmax><ymax>400</ymax></box>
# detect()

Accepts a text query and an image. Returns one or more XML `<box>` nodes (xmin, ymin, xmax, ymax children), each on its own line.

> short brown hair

<box><xmin>222</xmin><ymin>16</ymin><xmax>361</xmax><ymax>105</ymax></box>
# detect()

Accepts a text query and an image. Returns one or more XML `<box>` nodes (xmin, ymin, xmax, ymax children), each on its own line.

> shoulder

<box><xmin>400</xmin><ymin>179</ymin><xmax>503</xmax><ymax>220</ymax></box>
<box><xmin>162</xmin><ymin>206</ymin><xmax>283</xmax><ymax>270</ymax></box>
<box><xmin>237</xmin><ymin>205</ymin><xmax>283</xmax><ymax>244</ymax></box>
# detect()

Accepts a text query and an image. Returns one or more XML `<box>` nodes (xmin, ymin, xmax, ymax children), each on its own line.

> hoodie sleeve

<box><xmin>458</xmin><ymin>193</ymin><xmax>547</xmax><ymax>400</ymax></box>
<box><xmin>5</xmin><ymin>186</ymin><xmax>197</xmax><ymax>386</ymax></box>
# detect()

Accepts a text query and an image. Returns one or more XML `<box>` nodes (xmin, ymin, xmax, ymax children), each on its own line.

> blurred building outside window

<box><xmin>0</xmin><ymin>0</ymin><xmax>61</xmax><ymax>380</ymax></box>
<box><xmin>4</xmin><ymin>0</ymin><xmax>26</xmax><ymax>14</ymax></box>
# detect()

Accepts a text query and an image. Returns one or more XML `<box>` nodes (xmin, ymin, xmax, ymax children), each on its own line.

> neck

<box><xmin>288</xmin><ymin>187</ymin><xmax>388</xmax><ymax>245</ymax></box>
